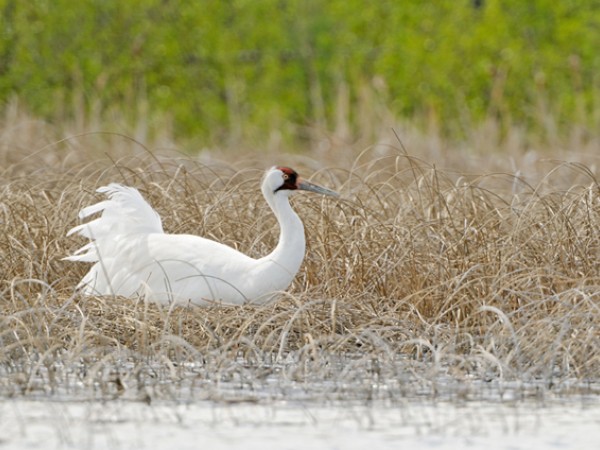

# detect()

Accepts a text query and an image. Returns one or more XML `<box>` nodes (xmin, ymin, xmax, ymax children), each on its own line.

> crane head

<box><xmin>264</xmin><ymin>166</ymin><xmax>338</xmax><ymax>197</ymax></box>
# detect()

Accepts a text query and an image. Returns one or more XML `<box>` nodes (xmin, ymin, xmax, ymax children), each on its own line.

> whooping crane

<box><xmin>65</xmin><ymin>166</ymin><xmax>338</xmax><ymax>306</ymax></box>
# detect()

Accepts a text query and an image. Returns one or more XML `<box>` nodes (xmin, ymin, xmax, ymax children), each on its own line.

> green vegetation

<box><xmin>1</xmin><ymin>0</ymin><xmax>599</xmax><ymax>144</ymax></box>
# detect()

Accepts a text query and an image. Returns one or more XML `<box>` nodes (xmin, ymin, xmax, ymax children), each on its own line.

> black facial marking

<box><xmin>275</xmin><ymin>166</ymin><xmax>299</xmax><ymax>192</ymax></box>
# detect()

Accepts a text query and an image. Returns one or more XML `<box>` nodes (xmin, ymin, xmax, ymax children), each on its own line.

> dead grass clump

<box><xmin>1</xmin><ymin>132</ymin><xmax>600</xmax><ymax>401</ymax></box>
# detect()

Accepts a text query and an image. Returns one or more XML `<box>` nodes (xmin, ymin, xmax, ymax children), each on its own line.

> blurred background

<box><xmin>0</xmin><ymin>0</ymin><xmax>598</xmax><ymax>154</ymax></box>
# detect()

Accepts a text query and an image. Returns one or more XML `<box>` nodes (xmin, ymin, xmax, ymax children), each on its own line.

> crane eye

<box><xmin>282</xmin><ymin>174</ymin><xmax>289</xmax><ymax>180</ymax></box>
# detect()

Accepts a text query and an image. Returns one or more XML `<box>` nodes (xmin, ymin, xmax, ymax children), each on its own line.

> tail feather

<box><xmin>64</xmin><ymin>183</ymin><xmax>163</xmax><ymax>262</ymax></box>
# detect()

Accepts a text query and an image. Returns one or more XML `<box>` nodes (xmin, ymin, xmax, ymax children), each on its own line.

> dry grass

<box><xmin>1</xmin><ymin>113</ymin><xmax>600</xmax><ymax>403</ymax></box>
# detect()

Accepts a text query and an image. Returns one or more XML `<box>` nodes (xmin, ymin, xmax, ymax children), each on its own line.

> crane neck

<box><xmin>261</xmin><ymin>189</ymin><xmax>306</xmax><ymax>276</ymax></box>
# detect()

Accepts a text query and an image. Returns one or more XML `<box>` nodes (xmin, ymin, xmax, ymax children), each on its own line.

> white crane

<box><xmin>65</xmin><ymin>166</ymin><xmax>338</xmax><ymax>306</ymax></box>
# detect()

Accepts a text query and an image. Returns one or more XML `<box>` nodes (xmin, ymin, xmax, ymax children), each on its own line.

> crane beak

<box><xmin>297</xmin><ymin>179</ymin><xmax>339</xmax><ymax>197</ymax></box>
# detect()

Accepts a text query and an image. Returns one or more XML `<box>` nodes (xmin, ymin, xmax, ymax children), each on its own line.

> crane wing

<box><xmin>64</xmin><ymin>183</ymin><xmax>164</xmax><ymax>262</ymax></box>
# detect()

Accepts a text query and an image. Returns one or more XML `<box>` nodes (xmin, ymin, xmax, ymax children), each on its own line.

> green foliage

<box><xmin>0</xmin><ymin>0</ymin><xmax>598</xmax><ymax>144</ymax></box>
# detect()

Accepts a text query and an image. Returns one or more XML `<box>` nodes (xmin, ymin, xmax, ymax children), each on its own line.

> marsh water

<box><xmin>2</xmin><ymin>395</ymin><xmax>600</xmax><ymax>449</ymax></box>
<box><xmin>1</xmin><ymin>358</ymin><xmax>599</xmax><ymax>449</ymax></box>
